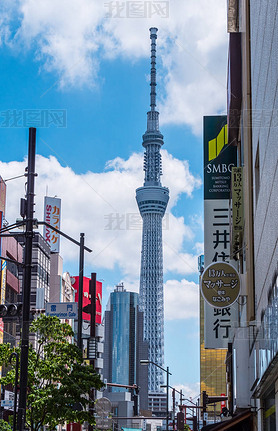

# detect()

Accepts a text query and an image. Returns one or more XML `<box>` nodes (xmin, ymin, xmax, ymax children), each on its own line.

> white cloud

<box><xmin>173</xmin><ymin>382</ymin><xmax>200</xmax><ymax>402</ymax></box>
<box><xmin>0</xmin><ymin>151</ymin><xmax>200</xmax><ymax>278</ymax></box>
<box><xmin>2</xmin><ymin>0</ymin><xmax>228</xmax><ymax>133</ymax></box>
<box><xmin>164</xmin><ymin>279</ymin><xmax>199</xmax><ymax>320</ymax></box>
<box><xmin>194</xmin><ymin>242</ymin><xmax>204</xmax><ymax>255</ymax></box>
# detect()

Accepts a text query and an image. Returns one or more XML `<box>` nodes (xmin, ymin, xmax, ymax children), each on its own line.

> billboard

<box><xmin>204</xmin><ymin>119</ymin><xmax>236</xmax><ymax>200</ymax></box>
<box><xmin>203</xmin><ymin>116</ymin><xmax>238</xmax><ymax>349</ymax></box>
<box><xmin>72</xmin><ymin>276</ymin><xmax>102</xmax><ymax>324</ymax></box>
<box><xmin>43</xmin><ymin>196</ymin><xmax>61</xmax><ymax>252</ymax></box>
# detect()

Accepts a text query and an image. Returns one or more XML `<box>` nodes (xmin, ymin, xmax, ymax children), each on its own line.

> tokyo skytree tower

<box><xmin>136</xmin><ymin>28</ymin><xmax>169</xmax><ymax>392</ymax></box>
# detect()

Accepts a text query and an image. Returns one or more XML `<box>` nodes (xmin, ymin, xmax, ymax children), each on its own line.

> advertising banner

<box><xmin>203</xmin><ymin>116</ymin><xmax>238</xmax><ymax>348</ymax></box>
<box><xmin>72</xmin><ymin>276</ymin><xmax>102</xmax><ymax>324</ymax></box>
<box><xmin>43</xmin><ymin>196</ymin><xmax>61</xmax><ymax>252</ymax></box>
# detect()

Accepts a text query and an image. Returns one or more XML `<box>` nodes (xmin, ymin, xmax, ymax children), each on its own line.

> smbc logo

<box><xmin>206</xmin><ymin>124</ymin><xmax>234</xmax><ymax>173</ymax></box>
<box><xmin>208</xmin><ymin>124</ymin><xmax>228</xmax><ymax>161</ymax></box>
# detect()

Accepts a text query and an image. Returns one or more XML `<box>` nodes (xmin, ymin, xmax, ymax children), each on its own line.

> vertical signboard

<box><xmin>231</xmin><ymin>167</ymin><xmax>243</xmax><ymax>257</ymax></box>
<box><xmin>203</xmin><ymin>116</ymin><xmax>238</xmax><ymax>348</ymax></box>
<box><xmin>43</xmin><ymin>197</ymin><xmax>61</xmax><ymax>252</ymax></box>
<box><xmin>0</xmin><ymin>177</ymin><xmax>6</xmax><ymax>216</ymax></box>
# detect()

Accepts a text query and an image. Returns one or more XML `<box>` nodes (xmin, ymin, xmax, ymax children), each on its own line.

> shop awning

<box><xmin>201</xmin><ymin>409</ymin><xmax>253</xmax><ymax>431</ymax></box>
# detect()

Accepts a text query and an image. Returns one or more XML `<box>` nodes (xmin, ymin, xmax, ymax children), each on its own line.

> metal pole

<box><xmin>10</xmin><ymin>352</ymin><xmax>19</xmax><ymax>431</ymax></box>
<box><xmin>17</xmin><ymin>127</ymin><xmax>36</xmax><ymax>431</ymax></box>
<box><xmin>88</xmin><ymin>272</ymin><xmax>96</xmax><ymax>431</ymax></box>
<box><xmin>77</xmin><ymin>233</ymin><xmax>85</xmax><ymax>351</ymax></box>
<box><xmin>166</xmin><ymin>366</ymin><xmax>169</xmax><ymax>431</ymax></box>
<box><xmin>172</xmin><ymin>389</ymin><xmax>175</xmax><ymax>430</ymax></box>
<box><xmin>197</xmin><ymin>398</ymin><xmax>200</xmax><ymax>430</ymax></box>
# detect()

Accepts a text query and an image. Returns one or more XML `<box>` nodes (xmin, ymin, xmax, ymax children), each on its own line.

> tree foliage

<box><xmin>0</xmin><ymin>419</ymin><xmax>12</xmax><ymax>430</ymax></box>
<box><xmin>0</xmin><ymin>315</ymin><xmax>103</xmax><ymax>431</ymax></box>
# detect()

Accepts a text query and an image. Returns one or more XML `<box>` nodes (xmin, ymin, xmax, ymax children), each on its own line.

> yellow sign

<box><xmin>208</xmin><ymin>124</ymin><xmax>228</xmax><ymax>161</ymax></box>
<box><xmin>201</xmin><ymin>262</ymin><xmax>240</xmax><ymax>308</ymax></box>
<box><xmin>232</xmin><ymin>167</ymin><xmax>243</xmax><ymax>232</ymax></box>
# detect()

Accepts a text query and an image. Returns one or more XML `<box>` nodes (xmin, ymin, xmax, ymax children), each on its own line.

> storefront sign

<box><xmin>201</xmin><ymin>262</ymin><xmax>240</xmax><ymax>307</ymax></box>
<box><xmin>204</xmin><ymin>118</ymin><xmax>236</xmax><ymax>200</ymax></box>
<box><xmin>203</xmin><ymin>116</ymin><xmax>239</xmax><ymax>348</ymax></box>
<box><xmin>43</xmin><ymin>196</ymin><xmax>61</xmax><ymax>252</ymax></box>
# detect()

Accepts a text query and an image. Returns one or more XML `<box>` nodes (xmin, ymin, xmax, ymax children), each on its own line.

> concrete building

<box><xmin>202</xmin><ymin>1</ymin><xmax>278</xmax><ymax>430</ymax></box>
<box><xmin>17</xmin><ymin>232</ymin><xmax>51</xmax><ymax>312</ymax></box>
<box><xmin>136</xmin><ymin>27</ymin><xmax>169</xmax><ymax>402</ymax></box>
<box><xmin>103</xmin><ymin>283</ymin><xmax>149</xmax><ymax>415</ymax></box>
<box><xmin>1</xmin><ymin>233</ymin><xmax>23</xmax><ymax>347</ymax></box>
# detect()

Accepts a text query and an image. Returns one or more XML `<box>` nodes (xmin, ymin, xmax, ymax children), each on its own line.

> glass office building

<box><xmin>111</xmin><ymin>284</ymin><xmax>138</xmax><ymax>389</ymax></box>
<box><xmin>103</xmin><ymin>284</ymin><xmax>148</xmax><ymax>410</ymax></box>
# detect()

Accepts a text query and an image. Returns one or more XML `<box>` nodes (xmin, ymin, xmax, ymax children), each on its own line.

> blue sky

<box><xmin>0</xmin><ymin>0</ymin><xmax>228</xmax><ymax>400</ymax></box>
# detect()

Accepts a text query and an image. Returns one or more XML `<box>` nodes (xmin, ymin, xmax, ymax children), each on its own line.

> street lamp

<box><xmin>140</xmin><ymin>360</ymin><xmax>172</xmax><ymax>431</ymax></box>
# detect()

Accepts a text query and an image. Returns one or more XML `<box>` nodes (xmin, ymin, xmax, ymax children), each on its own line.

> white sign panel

<box><xmin>45</xmin><ymin>302</ymin><xmax>78</xmax><ymax>319</ymax></box>
<box><xmin>204</xmin><ymin>199</ymin><xmax>238</xmax><ymax>348</ymax></box>
<box><xmin>43</xmin><ymin>196</ymin><xmax>61</xmax><ymax>252</ymax></box>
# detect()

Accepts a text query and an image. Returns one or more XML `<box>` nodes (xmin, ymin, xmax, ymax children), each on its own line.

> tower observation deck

<box><xmin>136</xmin><ymin>27</ymin><xmax>169</xmax><ymax>393</ymax></box>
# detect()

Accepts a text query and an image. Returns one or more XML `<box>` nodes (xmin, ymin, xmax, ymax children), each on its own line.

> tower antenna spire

<box><xmin>136</xmin><ymin>28</ymin><xmax>169</xmax><ymax>396</ymax></box>
<box><xmin>149</xmin><ymin>27</ymin><xmax>158</xmax><ymax>111</ymax></box>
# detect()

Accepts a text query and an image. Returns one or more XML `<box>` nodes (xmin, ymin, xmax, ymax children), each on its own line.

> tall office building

<box><xmin>103</xmin><ymin>283</ymin><xmax>148</xmax><ymax>413</ymax></box>
<box><xmin>136</xmin><ymin>28</ymin><xmax>169</xmax><ymax>394</ymax></box>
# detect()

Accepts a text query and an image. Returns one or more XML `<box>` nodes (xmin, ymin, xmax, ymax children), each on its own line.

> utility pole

<box><xmin>77</xmin><ymin>233</ymin><xmax>85</xmax><ymax>350</ymax></box>
<box><xmin>202</xmin><ymin>391</ymin><xmax>208</xmax><ymax>427</ymax></box>
<box><xmin>17</xmin><ymin>127</ymin><xmax>36</xmax><ymax>431</ymax></box>
<box><xmin>166</xmin><ymin>366</ymin><xmax>169</xmax><ymax>431</ymax></box>
<box><xmin>172</xmin><ymin>389</ymin><xmax>175</xmax><ymax>430</ymax></box>
<box><xmin>88</xmin><ymin>272</ymin><xmax>96</xmax><ymax>431</ymax></box>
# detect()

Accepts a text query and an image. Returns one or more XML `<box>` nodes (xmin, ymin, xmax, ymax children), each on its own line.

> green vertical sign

<box><xmin>204</xmin><ymin>116</ymin><xmax>237</xmax><ymax>200</ymax></box>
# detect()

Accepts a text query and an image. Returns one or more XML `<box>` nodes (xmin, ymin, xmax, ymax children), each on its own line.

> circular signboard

<box><xmin>201</xmin><ymin>262</ymin><xmax>240</xmax><ymax>308</ymax></box>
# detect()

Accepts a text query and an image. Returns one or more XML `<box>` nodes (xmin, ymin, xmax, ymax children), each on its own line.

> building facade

<box><xmin>136</xmin><ymin>27</ymin><xmax>169</xmax><ymax>395</ymax></box>
<box><xmin>103</xmin><ymin>283</ymin><xmax>148</xmax><ymax>413</ymax></box>
<box><xmin>1</xmin><ymin>234</ymin><xmax>23</xmax><ymax>347</ymax></box>
<box><xmin>202</xmin><ymin>1</ymin><xmax>278</xmax><ymax>430</ymax></box>
<box><xmin>17</xmin><ymin>232</ymin><xmax>51</xmax><ymax>312</ymax></box>
<box><xmin>232</xmin><ymin>0</ymin><xmax>278</xmax><ymax>429</ymax></box>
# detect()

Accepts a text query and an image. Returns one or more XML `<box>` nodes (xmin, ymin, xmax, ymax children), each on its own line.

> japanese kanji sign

<box><xmin>231</xmin><ymin>167</ymin><xmax>243</xmax><ymax>231</ymax></box>
<box><xmin>203</xmin><ymin>116</ymin><xmax>239</xmax><ymax>348</ymax></box>
<box><xmin>43</xmin><ymin>196</ymin><xmax>61</xmax><ymax>252</ymax></box>
<box><xmin>231</xmin><ymin>167</ymin><xmax>243</xmax><ymax>257</ymax></box>
<box><xmin>201</xmin><ymin>262</ymin><xmax>240</xmax><ymax>307</ymax></box>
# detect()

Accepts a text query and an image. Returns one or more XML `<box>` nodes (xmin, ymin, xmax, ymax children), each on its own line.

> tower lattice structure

<box><xmin>136</xmin><ymin>28</ymin><xmax>169</xmax><ymax>393</ymax></box>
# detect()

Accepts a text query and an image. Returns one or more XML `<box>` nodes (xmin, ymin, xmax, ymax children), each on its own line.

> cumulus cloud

<box><xmin>164</xmin><ymin>279</ymin><xmax>199</xmax><ymax>320</ymax></box>
<box><xmin>1</xmin><ymin>0</ymin><xmax>228</xmax><ymax>133</ymax></box>
<box><xmin>173</xmin><ymin>382</ymin><xmax>200</xmax><ymax>401</ymax></box>
<box><xmin>0</xmin><ymin>150</ymin><xmax>200</xmax><ymax>278</ymax></box>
